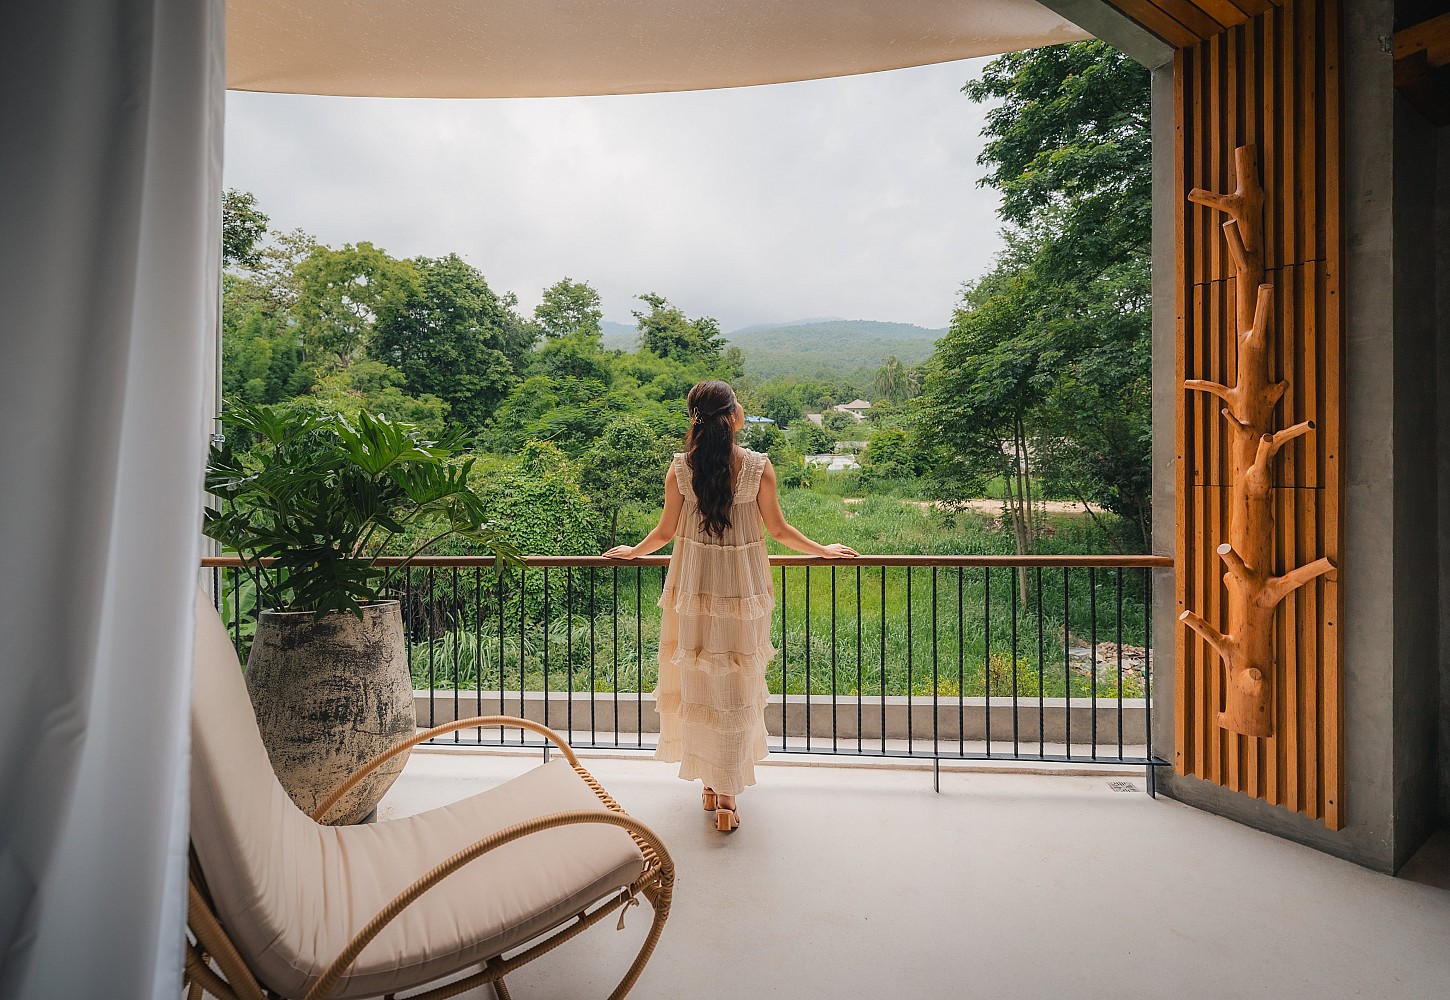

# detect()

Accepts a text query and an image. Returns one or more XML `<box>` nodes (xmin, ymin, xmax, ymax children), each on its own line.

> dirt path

<box><xmin>843</xmin><ymin>497</ymin><xmax>1100</xmax><ymax>516</ymax></box>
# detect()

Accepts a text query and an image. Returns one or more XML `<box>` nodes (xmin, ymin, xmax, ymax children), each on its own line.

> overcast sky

<box><xmin>224</xmin><ymin>57</ymin><xmax>1005</xmax><ymax>332</ymax></box>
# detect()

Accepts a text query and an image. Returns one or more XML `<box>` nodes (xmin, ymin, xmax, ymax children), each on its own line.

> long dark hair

<box><xmin>684</xmin><ymin>380</ymin><xmax>738</xmax><ymax>538</ymax></box>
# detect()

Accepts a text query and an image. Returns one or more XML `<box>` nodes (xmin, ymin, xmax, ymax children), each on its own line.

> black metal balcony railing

<box><xmin>205</xmin><ymin>553</ymin><xmax>1173</xmax><ymax>792</ymax></box>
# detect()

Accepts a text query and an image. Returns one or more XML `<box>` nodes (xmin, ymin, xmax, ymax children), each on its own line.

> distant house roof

<box><xmin>745</xmin><ymin>414</ymin><xmax>775</xmax><ymax>424</ymax></box>
<box><xmin>805</xmin><ymin>413</ymin><xmax>823</xmax><ymax>427</ymax></box>
<box><xmin>840</xmin><ymin>399</ymin><xmax>872</xmax><ymax>411</ymax></box>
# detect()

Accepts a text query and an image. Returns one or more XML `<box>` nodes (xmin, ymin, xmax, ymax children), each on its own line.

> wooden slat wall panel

<box><xmin>1173</xmin><ymin>0</ymin><xmax>1343</xmax><ymax>827</ymax></box>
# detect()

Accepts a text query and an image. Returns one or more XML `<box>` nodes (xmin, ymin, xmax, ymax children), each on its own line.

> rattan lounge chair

<box><xmin>184</xmin><ymin>592</ymin><xmax>674</xmax><ymax>1000</ymax></box>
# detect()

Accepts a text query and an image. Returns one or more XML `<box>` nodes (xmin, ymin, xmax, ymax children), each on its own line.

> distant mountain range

<box><xmin>599</xmin><ymin>318</ymin><xmax>945</xmax><ymax>381</ymax></box>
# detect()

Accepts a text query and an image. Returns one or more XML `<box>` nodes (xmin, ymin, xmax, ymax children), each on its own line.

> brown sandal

<box><xmin>715</xmin><ymin>802</ymin><xmax>740</xmax><ymax>833</ymax></box>
<box><xmin>702</xmin><ymin>787</ymin><xmax>717</xmax><ymax>811</ymax></box>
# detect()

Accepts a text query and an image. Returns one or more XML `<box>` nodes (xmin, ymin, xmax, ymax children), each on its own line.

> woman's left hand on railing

<box><xmin>602</xmin><ymin>545</ymin><xmax>638</xmax><ymax>559</ymax></box>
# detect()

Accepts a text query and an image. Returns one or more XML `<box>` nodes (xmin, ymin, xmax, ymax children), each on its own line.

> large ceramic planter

<box><xmin>246</xmin><ymin>601</ymin><xmax>414</xmax><ymax>825</ymax></box>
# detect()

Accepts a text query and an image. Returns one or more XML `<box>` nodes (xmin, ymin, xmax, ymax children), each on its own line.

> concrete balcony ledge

<box><xmin>415</xmin><ymin>689</ymin><xmax>1149</xmax><ymax>744</ymax></box>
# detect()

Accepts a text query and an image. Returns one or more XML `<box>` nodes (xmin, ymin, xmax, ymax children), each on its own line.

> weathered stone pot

<box><xmin>245</xmin><ymin>601</ymin><xmax>414</xmax><ymax>825</ymax></box>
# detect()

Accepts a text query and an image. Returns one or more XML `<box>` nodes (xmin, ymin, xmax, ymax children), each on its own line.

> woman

<box><xmin>604</xmin><ymin>380</ymin><xmax>858</xmax><ymax>832</ymax></box>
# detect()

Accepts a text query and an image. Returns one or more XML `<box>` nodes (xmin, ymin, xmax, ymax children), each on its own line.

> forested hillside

<box><xmin>601</xmin><ymin>318</ymin><xmax>940</xmax><ymax>382</ymax></box>
<box><xmin>727</xmin><ymin>320</ymin><xmax>941</xmax><ymax>381</ymax></box>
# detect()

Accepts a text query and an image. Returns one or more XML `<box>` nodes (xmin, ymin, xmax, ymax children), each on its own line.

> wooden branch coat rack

<box><xmin>1179</xmin><ymin>145</ymin><xmax>1337</xmax><ymax>738</ymax></box>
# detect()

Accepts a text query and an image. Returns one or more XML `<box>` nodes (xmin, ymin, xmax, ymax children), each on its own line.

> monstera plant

<box><xmin>205</xmin><ymin>400</ymin><xmax>519</xmax><ymax>823</ymax></box>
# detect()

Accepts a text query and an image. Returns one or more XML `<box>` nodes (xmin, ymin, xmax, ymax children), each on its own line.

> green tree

<box><xmin>822</xmin><ymin>410</ymin><xmax>856</xmax><ymax>435</ymax></box>
<box><xmin>918</xmin><ymin>254</ymin><xmax>1048</xmax><ymax>558</ymax></box>
<box><xmin>529</xmin><ymin>332</ymin><xmax>614</xmax><ymax>384</ymax></box>
<box><xmin>767</xmin><ymin>444</ymin><xmax>811</xmax><ymax>489</ymax></box>
<box><xmin>374</xmin><ymin>254</ymin><xmax>534</xmax><ymax>431</ymax></box>
<box><xmin>860</xmin><ymin>427</ymin><xmax>923</xmax><ymax>483</ymax></box>
<box><xmin>221</xmin><ymin>304</ymin><xmax>310</xmax><ymax>405</ymax></box>
<box><xmin>293</xmin><ymin>242</ymin><xmax>418</xmax><ymax>369</ymax></box>
<box><xmin>789</xmin><ymin>421</ymin><xmax>833</xmax><ymax>455</ymax></box>
<box><xmin>740</xmin><ymin>422</ymin><xmax>784</xmax><ymax>453</ymax></box>
<box><xmin>918</xmin><ymin>40</ymin><xmax>1152</xmax><ymax>550</ymax></box>
<box><xmin>633</xmin><ymin>293</ymin><xmax>726</xmax><ymax>364</ymax></box>
<box><xmin>486</xmin><ymin>374</ymin><xmax>634</xmax><ymax>455</ymax></box>
<box><xmin>474</xmin><ymin>441</ymin><xmax>603</xmax><ymax>556</ymax></box>
<box><xmin>756</xmin><ymin>384</ymin><xmax>803</xmax><ymax>429</ymax></box>
<box><xmin>874</xmin><ymin>356</ymin><xmax>911</xmax><ymax>405</ymax></box>
<box><xmin>306</xmin><ymin>360</ymin><xmax>450</xmax><ymax>438</ymax></box>
<box><xmin>222</xmin><ymin>189</ymin><xmax>269</xmax><ymax>269</ymax></box>
<box><xmin>580</xmin><ymin>417</ymin><xmax>676</xmax><ymax>546</ymax></box>
<box><xmin>535</xmin><ymin>278</ymin><xmax>603</xmax><ymax>341</ymax></box>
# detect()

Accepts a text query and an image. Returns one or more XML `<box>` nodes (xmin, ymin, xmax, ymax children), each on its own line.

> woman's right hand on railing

<box><xmin>820</xmin><ymin>543</ymin><xmax>860</xmax><ymax>559</ymax></box>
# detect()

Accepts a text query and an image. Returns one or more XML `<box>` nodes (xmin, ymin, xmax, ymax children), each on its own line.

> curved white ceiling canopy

<box><xmin>227</xmin><ymin>0</ymin><xmax>1092</xmax><ymax>98</ymax></box>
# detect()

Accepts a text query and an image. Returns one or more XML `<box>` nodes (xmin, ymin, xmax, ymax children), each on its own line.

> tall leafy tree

<box><xmin>580</xmin><ymin>416</ymin><xmax>676</xmax><ymax>546</ymax></box>
<box><xmin>373</xmin><ymin>254</ymin><xmax>535</xmax><ymax>432</ymax></box>
<box><xmin>633</xmin><ymin>292</ymin><xmax>727</xmax><ymax>364</ymax></box>
<box><xmin>293</xmin><ymin>242</ymin><xmax>418</xmax><ymax>369</ymax></box>
<box><xmin>919</xmin><ymin>41</ymin><xmax>1151</xmax><ymax>549</ymax></box>
<box><xmin>535</xmin><ymin>277</ymin><xmax>604</xmax><ymax>341</ymax></box>
<box><xmin>222</xmin><ymin>188</ymin><xmax>269</xmax><ymax>269</ymax></box>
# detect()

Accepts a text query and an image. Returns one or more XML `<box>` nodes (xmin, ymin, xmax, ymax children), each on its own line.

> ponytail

<box><xmin>684</xmin><ymin>380</ymin><xmax>738</xmax><ymax>537</ymax></box>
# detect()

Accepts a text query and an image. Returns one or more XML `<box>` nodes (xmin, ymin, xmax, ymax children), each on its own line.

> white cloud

<box><xmin>224</xmin><ymin>58</ymin><xmax>1004</xmax><ymax>331</ymax></box>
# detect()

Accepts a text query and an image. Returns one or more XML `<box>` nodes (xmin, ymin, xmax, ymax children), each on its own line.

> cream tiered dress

<box><xmin>654</xmin><ymin>448</ymin><xmax>774</xmax><ymax>796</ymax></box>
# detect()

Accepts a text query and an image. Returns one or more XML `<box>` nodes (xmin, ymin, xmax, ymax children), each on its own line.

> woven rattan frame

<box><xmin>185</xmin><ymin>717</ymin><xmax>675</xmax><ymax>1000</ymax></box>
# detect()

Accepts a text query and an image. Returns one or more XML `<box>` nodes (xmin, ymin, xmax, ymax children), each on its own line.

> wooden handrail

<box><xmin>203</xmin><ymin>553</ymin><xmax>1173</xmax><ymax>569</ymax></box>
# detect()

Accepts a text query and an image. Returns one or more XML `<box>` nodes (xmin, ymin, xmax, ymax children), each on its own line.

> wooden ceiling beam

<box><xmin>1394</xmin><ymin>12</ymin><xmax>1450</xmax><ymax>126</ymax></box>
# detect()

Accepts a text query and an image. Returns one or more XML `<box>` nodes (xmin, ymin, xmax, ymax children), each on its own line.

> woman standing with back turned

<box><xmin>604</xmin><ymin>380</ymin><xmax>858</xmax><ymax>832</ymax></box>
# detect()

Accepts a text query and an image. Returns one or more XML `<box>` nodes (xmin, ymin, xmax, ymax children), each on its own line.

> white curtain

<box><xmin>0</xmin><ymin>1</ymin><xmax>223</xmax><ymax>995</ymax></box>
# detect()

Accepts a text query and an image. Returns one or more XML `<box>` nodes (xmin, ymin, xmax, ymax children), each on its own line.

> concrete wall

<box><xmin>1389</xmin><ymin>0</ymin><xmax>1444</xmax><ymax>863</ymax></box>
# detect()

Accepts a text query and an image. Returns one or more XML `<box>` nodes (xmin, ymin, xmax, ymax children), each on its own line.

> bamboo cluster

<box><xmin>1179</xmin><ymin>145</ymin><xmax>1336</xmax><ymax>738</ymax></box>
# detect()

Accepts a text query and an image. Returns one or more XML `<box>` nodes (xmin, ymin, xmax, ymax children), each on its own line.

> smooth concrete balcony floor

<box><xmin>379</xmin><ymin>749</ymin><xmax>1450</xmax><ymax>1000</ymax></box>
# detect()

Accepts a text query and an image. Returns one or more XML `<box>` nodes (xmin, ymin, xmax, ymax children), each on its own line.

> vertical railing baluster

<box><xmin>232</xmin><ymin>566</ymin><xmax>241</xmax><ymax>650</ymax></box>
<box><xmin>804</xmin><ymin>565</ymin><xmax>811</xmax><ymax>753</ymax></box>
<box><xmin>831</xmin><ymin>566</ymin><xmax>838</xmax><ymax>753</ymax></box>
<box><xmin>931</xmin><ymin>566</ymin><xmax>939</xmax><ymax>768</ymax></box>
<box><xmin>589</xmin><ymin>566</ymin><xmax>597</xmax><ymax>744</ymax></box>
<box><xmin>474</xmin><ymin>566</ymin><xmax>482</xmax><ymax>743</ymax></box>
<box><xmin>452</xmin><ymin>567</ymin><xmax>460</xmax><ymax>742</ymax></box>
<box><xmin>542</xmin><ymin>566</ymin><xmax>550</xmax><ymax>729</ymax></box>
<box><xmin>879</xmin><ymin>566</ymin><xmax>887</xmax><ymax>756</ymax></box>
<box><xmin>906</xmin><ymin>566</ymin><xmax>913</xmax><ymax>755</ymax></box>
<box><xmin>1144</xmin><ymin>566</ymin><xmax>1155</xmax><ymax>794</ymax></box>
<box><xmin>636</xmin><ymin>566</ymin><xmax>643</xmax><ymax>748</ymax></box>
<box><xmin>612</xmin><ymin>565</ymin><xmax>619</xmax><ymax>746</ymax></box>
<box><xmin>779</xmin><ymin>564</ymin><xmax>787</xmax><ymax>752</ymax></box>
<box><xmin>957</xmin><ymin>565</ymin><xmax>964</xmax><ymax>757</ymax></box>
<box><xmin>566</xmin><ymin>566</ymin><xmax>573</xmax><ymax>742</ymax></box>
<box><xmin>1116</xmin><ymin>567</ymin><xmax>1125</xmax><ymax>759</ymax></box>
<box><xmin>1089</xmin><ymin>566</ymin><xmax>1098</xmax><ymax>759</ymax></box>
<box><xmin>856</xmin><ymin>564</ymin><xmax>863</xmax><ymax>754</ymax></box>
<box><xmin>1035</xmin><ymin>566</ymin><xmax>1044</xmax><ymax>757</ymax></box>
<box><xmin>1063</xmin><ymin>567</ymin><xmax>1071</xmax><ymax>759</ymax></box>
<box><xmin>1010</xmin><ymin>566</ymin><xmax>1019</xmax><ymax>756</ymax></box>
<box><xmin>518</xmin><ymin>566</ymin><xmax>526</xmax><ymax>743</ymax></box>
<box><xmin>984</xmin><ymin>567</ymin><xmax>992</xmax><ymax>757</ymax></box>
<box><xmin>427</xmin><ymin>566</ymin><xmax>436</xmax><ymax>730</ymax></box>
<box><xmin>498</xmin><ymin>570</ymin><xmax>505</xmax><ymax>746</ymax></box>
